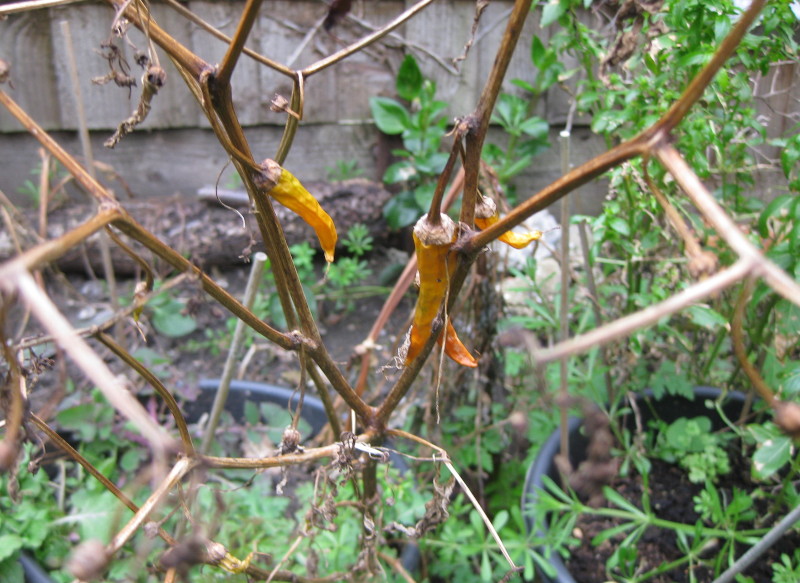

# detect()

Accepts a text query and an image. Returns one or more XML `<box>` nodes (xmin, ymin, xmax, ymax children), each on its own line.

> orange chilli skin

<box><xmin>474</xmin><ymin>195</ymin><xmax>542</xmax><ymax>249</ymax></box>
<box><xmin>261</xmin><ymin>159</ymin><xmax>338</xmax><ymax>262</ymax></box>
<box><xmin>404</xmin><ymin>213</ymin><xmax>477</xmax><ymax>367</ymax></box>
<box><xmin>437</xmin><ymin>319</ymin><xmax>479</xmax><ymax>367</ymax></box>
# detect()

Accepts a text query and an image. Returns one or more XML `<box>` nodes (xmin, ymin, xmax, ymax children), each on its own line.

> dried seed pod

<box><xmin>405</xmin><ymin>213</ymin><xmax>476</xmax><ymax>367</ymax></box>
<box><xmin>437</xmin><ymin>319</ymin><xmax>478</xmax><ymax>367</ymax></box>
<box><xmin>259</xmin><ymin>159</ymin><xmax>338</xmax><ymax>262</ymax></box>
<box><xmin>67</xmin><ymin>540</ymin><xmax>110</xmax><ymax>581</ymax></box>
<box><xmin>775</xmin><ymin>401</ymin><xmax>800</xmax><ymax>439</ymax></box>
<box><xmin>475</xmin><ymin>195</ymin><xmax>542</xmax><ymax>249</ymax></box>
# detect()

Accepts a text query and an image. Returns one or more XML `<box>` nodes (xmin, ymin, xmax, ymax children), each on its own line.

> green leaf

<box><xmin>685</xmin><ymin>304</ymin><xmax>728</xmax><ymax>330</ymax></box>
<box><xmin>383</xmin><ymin>161</ymin><xmax>417</xmax><ymax>185</ymax></box>
<box><xmin>369</xmin><ymin>97</ymin><xmax>410</xmax><ymax>135</ymax></box>
<box><xmin>541</xmin><ymin>0</ymin><xmax>566</xmax><ymax>27</ymax></box>
<box><xmin>0</xmin><ymin>535</ymin><xmax>23</xmax><ymax>562</ymax></box>
<box><xmin>492</xmin><ymin>509</ymin><xmax>509</xmax><ymax>532</ymax></box>
<box><xmin>608</xmin><ymin>216</ymin><xmax>630</xmax><ymax>237</ymax></box>
<box><xmin>480</xmin><ymin>550</ymin><xmax>492</xmax><ymax>581</ymax></box>
<box><xmin>56</xmin><ymin>403</ymin><xmax>97</xmax><ymax>441</ymax></box>
<box><xmin>752</xmin><ymin>435</ymin><xmax>792</xmax><ymax>479</ymax></box>
<box><xmin>383</xmin><ymin>193</ymin><xmax>422</xmax><ymax>229</ymax></box>
<box><xmin>519</xmin><ymin>116</ymin><xmax>549</xmax><ymax>138</ymax></box>
<box><xmin>396</xmin><ymin>55</ymin><xmax>423</xmax><ymax>101</ymax></box>
<box><xmin>603</xmin><ymin>487</ymin><xmax>644</xmax><ymax>516</ymax></box>
<box><xmin>591</xmin><ymin>521</ymin><xmax>637</xmax><ymax>545</ymax></box>
<box><xmin>0</xmin><ymin>555</ymin><xmax>24</xmax><ymax>583</ymax></box>
<box><xmin>244</xmin><ymin>400</ymin><xmax>260</xmax><ymax>426</ymax></box>
<box><xmin>152</xmin><ymin>309</ymin><xmax>197</xmax><ymax>338</ymax></box>
<box><xmin>781</xmin><ymin>362</ymin><xmax>800</xmax><ymax>395</ymax></box>
<box><xmin>530</xmin><ymin>35</ymin><xmax>548</xmax><ymax>69</ymax></box>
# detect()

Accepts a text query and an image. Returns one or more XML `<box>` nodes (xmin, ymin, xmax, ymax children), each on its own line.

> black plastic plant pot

<box><xmin>521</xmin><ymin>386</ymin><xmax>747</xmax><ymax>583</ymax></box>
<box><xmin>194</xmin><ymin>378</ymin><xmax>329</xmax><ymax>438</ymax></box>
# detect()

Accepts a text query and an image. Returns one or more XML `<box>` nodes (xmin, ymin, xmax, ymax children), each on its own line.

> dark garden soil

<box><xmin>26</xmin><ymin>248</ymin><xmax>411</xmax><ymax>420</ymax></box>
<box><xmin>567</xmin><ymin>455</ymin><xmax>800</xmax><ymax>583</ymax></box>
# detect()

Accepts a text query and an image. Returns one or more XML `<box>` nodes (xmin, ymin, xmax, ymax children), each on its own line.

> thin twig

<box><xmin>30</xmin><ymin>413</ymin><xmax>177</xmax><ymax>545</ymax></box>
<box><xmin>96</xmin><ymin>332</ymin><xmax>195</xmax><ymax>455</ymax></box>
<box><xmin>215</xmin><ymin>0</ymin><xmax>263</xmax><ymax>87</ymax></box>
<box><xmin>301</xmin><ymin>0</ymin><xmax>437</xmax><ymax>77</ymax></box>
<box><xmin>108</xmin><ymin>457</ymin><xmax>197</xmax><ymax>554</ymax></box>
<box><xmin>655</xmin><ymin>144</ymin><xmax>800</xmax><ymax>307</ymax></box>
<box><xmin>731</xmin><ymin>276</ymin><xmax>777</xmax><ymax>406</ymax></box>
<box><xmin>200</xmin><ymin>252</ymin><xmax>268</xmax><ymax>455</ymax></box>
<box><xmin>558</xmin><ymin>130</ymin><xmax>571</xmax><ymax>465</ymax></box>
<box><xmin>534</xmin><ymin>259</ymin><xmax>753</xmax><ymax>363</ymax></box>
<box><xmin>3</xmin><ymin>267</ymin><xmax>176</xmax><ymax>453</ymax></box>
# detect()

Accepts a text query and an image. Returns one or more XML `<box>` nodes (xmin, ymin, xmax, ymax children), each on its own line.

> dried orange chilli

<box><xmin>474</xmin><ymin>195</ymin><xmax>542</xmax><ymax>249</ymax></box>
<box><xmin>259</xmin><ymin>159</ymin><xmax>337</xmax><ymax>262</ymax></box>
<box><xmin>438</xmin><ymin>319</ymin><xmax>478</xmax><ymax>367</ymax></box>
<box><xmin>404</xmin><ymin>213</ymin><xmax>478</xmax><ymax>368</ymax></box>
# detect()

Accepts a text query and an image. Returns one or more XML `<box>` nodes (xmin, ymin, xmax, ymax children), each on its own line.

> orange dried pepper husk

<box><xmin>260</xmin><ymin>159</ymin><xmax>338</xmax><ymax>262</ymax></box>
<box><xmin>404</xmin><ymin>213</ymin><xmax>477</xmax><ymax>367</ymax></box>
<box><xmin>474</xmin><ymin>195</ymin><xmax>542</xmax><ymax>249</ymax></box>
<box><xmin>437</xmin><ymin>319</ymin><xmax>478</xmax><ymax>367</ymax></box>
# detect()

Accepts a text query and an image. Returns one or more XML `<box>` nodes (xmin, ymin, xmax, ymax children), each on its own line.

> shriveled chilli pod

<box><xmin>404</xmin><ymin>213</ymin><xmax>478</xmax><ymax>368</ymax></box>
<box><xmin>257</xmin><ymin>159</ymin><xmax>338</xmax><ymax>262</ymax></box>
<box><xmin>474</xmin><ymin>194</ymin><xmax>542</xmax><ymax>249</ymax></box>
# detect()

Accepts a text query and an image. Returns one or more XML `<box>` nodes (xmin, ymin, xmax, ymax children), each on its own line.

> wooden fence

<box><xmin>0</xmin><ymin>1</ymin><xmax>796</xmax><ymax>209</ymax></box>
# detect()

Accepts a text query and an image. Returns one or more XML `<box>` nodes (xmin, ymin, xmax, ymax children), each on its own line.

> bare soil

<box><xmin>568</xmin><ymin>455</ymin><xmax>799</xmax><ymax>583</ymax></box>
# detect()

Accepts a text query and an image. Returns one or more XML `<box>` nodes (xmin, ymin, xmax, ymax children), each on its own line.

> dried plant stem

<box><xmin>109</xmin><ymin>457</ymin><xmax>197</xmax><ymax>554</ymax></box>
<box><xmin>200</xmin><ymin>252</ymin><xmax>268</xmax><ymax>455</ymax></box>
<box><xmin>465</xmin><ymin>137</ymin><xmax>648</xmax><ymax>252</ymax></box>
<box><xmin>0</xmin><ymin>328</ymin><xmax>24</xmax><ymax>462</ymax></box>
<box><xmin>0</xmin><ymin>0</ymin><xmax>85</xmax><ymax>15</ymax></box>
<box><xmin>161</xmin><ymin>0</ymin><xmax>293</xmax><ymax>77</ymax></box>
<box><xmin>274</xmin><ymin>73</ymin><xmax>304</xmax><ymax>165</ymax></box>
<box><xmin>535</xmin><ymin>259</ymin><xmax>753</xmax><ymax>363</ymax></box>
<box><xmin>109</xmin><ymin>0</ymin><xmax>209</xmax><ymax>78</ymax></box>
<box><xmin>558</xmin><ymin>131</ymin><xmax>571</xmax><ymax>462</ymax></box>
<box><xmin>306</xmin><ymin>364</ymin><xmax>342</xmax><ymax>437</ymax></box>
<box><xmin>202</xmin><ymin>438</ymin><xmax>364</xmax><ymax>470</ymax></box>
<box><xmin>377</xmin><ymin>550</ymin><xmax>416</xmax><ymax>583</ymax></box>
<box><xmin>388</xmin><ymin>429</ymin><xmax>518</xmax><ymax>574</ymax></box>
<box><xmin>4</xmin><ymin>268</ymin><xmax>176</xmax><ymax>452</ymax></box>
<box><xmin>460</xmin><ymin>0</ymin><xmax>534</xmax><ymax>227</ymax></box>
<box><xmin>655</xmin><ymin>144</ymin><xmax>800</xmax><ymax>307</ymax></box>
<box><xmin>266</xmin><ymin>534</ymin><xmax>304</xmax><ymax>583</ymax></box>
<box><xmin>353</xmin><ymin>168</ymin><xmax>466</xmax><ymax>399</ymax></box>
<box><xmin>643</xmin><ymin>163</ymin><xmax>706</xmax><ymax>261</ymax></box>
<box><xmin>0</xmin><ymin>90</ymin><xmax>113</xmax><ymax>202</ymax></box>
<box><xmin>301</xmin><ymin>0</ymin><xmax>437</xmax><ymax>77</ymax></box>
<box><xmin>96</xmin><ymin>332</ymin><xmax>195</xmax><ymax>454</ymax></box>
<box><xmin>109</xmin><ymin>215</ymin><xmax>295</xmax><ymax>349</ymax></box>
<box><xmin>30</xmin><ymin>413</ymin><xmax>177</xmax><ymax>545</ymax></box>
<box><xmin>731</xmin><ymin>276</ymin><xmax>777</xmax><ymax>406</ymax></box>
<box><xmin>61</xmin><ymin>19</ymin><xmax>121</xmax><ymax>317</ymax></box>
<box><xmin>215</xmin><ymin>0</ymin><xmax>264</xmax><ymax>87</ymax></box>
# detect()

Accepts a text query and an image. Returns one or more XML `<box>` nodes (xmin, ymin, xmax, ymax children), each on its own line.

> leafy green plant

<box><xmin>325</xmin><ymin>159</ymin><xmax>364</xmax><ymax>181</ymax></box>
<box><xmin>772</xmin><ymin>548</ymin><xmax>800</xmax><ymax>583</ymax></box>
<box><xmin>0</xmin><ymin>446</ymin><xmax>72</xmax><ymax>583</ymax></box>
<box><xmin>370</xmin><ymin>54</ymin><xmax>450</xmax><ymax>228</ymax></box>
<box><xmin>17</xmin><ymin>159</ymin><xmax>68</xmax><ymax>205</ymax></box>
<box><xmin>495</xmin><ymin>1</ymin><xmax>800</xmax><ymax>580</ymax></box>
<box><xmin>652</xmin><ymin>416</ymin><xmax>732</xmax><ymax>483</ymax></box>
<box><xmin>484</xmin><ymin>93</ymin><xmax>550</xmax><ymax>197</ymax></box>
